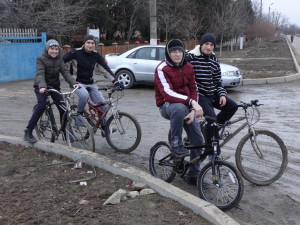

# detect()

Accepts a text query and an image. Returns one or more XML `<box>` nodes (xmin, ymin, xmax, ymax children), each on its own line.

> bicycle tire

<box><xmin>149</xmin><ymin>141</ymin><xmax>176</xmax><ymax>183</ymax></box>
<box><xmin>105</xmin><ymin>112</ymin><xmax>141</xmax><ymax>153</ymax></box>
<box><xmin>66</xmin><ymin>115</ymin><xmax>95</xmax><ymax>152</ymax></box>
<box><xmin>235</xmin><ymin>130</ymin><xmax>288</xmax><ymax>185</ymax></box>
<box><xmin>197</xmin><ymin>160</ymin><xmax>244</xmax><ymax>211</ymax></box>
<box><xmin>34</xmin><ymin>106</ymin><xmax>56</xmax><ymax>142</ymax></box>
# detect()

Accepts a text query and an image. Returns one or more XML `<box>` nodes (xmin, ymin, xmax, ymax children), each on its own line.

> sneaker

<box><xmin>100</xmin><ymin>126</ymin><xmax>117</xmax><ymax>137</ymax></box>
<box><xmin>172</xmin><ymin>145</ymin><xmax>190</xmax><ymax>158</ymax></box>
<box><xmin>75</xmin><ymin>118</ymin><xmax>84</xmax><ymax>126</ymax></box>
<box><xmin>183</xmin><ymin>176</ymin><xmax>197</xmax><ymax>186</ymax></box>
<box><xmin>24</xmin><ymin>128</ymin><xmax>38</xmax><ymax>143</ymax></box>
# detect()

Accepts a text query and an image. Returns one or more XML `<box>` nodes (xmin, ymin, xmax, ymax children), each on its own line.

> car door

<box><xmin>128</xmin><ymin>47</ymin><xmax>162</xmax><ymax>82</ymax></box>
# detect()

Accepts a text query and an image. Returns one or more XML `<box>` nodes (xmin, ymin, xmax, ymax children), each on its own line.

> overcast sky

<box><xmin>253</xmin><ymin>0</ymin><xmax>300</xmax><ymax>26</ymax></box>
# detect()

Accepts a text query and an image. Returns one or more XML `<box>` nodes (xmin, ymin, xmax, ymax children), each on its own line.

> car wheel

<box><xmin>116</xmin><ymin>70</ymin><xmax>135</xmax><ymax>89</ymax></box>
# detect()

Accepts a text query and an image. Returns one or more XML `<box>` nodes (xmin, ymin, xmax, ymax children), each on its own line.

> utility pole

<box><xmin>150</xmin><ymin>0</ymin><xmax>157</xmax><ymax>45</ymax></box>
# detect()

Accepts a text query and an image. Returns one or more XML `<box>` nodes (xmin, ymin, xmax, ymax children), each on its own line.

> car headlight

<box><xmin>222</xmin><ymin>71</ymin><xmax>239</xmax><ymax>76</ymax></box>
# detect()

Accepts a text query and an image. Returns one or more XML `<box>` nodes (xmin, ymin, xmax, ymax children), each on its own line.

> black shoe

<box><xmin>183</xmin><ymin>176</ymin><xmax>198</xmax><ymax>186</ymax></box>
<box><xmin>101</xmin><ymin>126</ymin><xmax>117</xmax><ymax>137</ymax></box>
<box><xmin>24</xmin><ymin>128</ymin><xmax>38</xmax><ymax>143</ymax></box>
<box><xmin>172</xmin><ymin>145</ymin><xmax>189</xmax><ymax>158</ymax></box>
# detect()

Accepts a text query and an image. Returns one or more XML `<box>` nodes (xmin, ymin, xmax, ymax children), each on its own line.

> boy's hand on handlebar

<box><xmin>73</xmin><ymin>84</ymin><xmax>81</xmax><ymax>89</ymax></box>
<box><xmin>40</xmin><ymin>88</ymin><xmax>46</xmax><ymax>94</ymax></box>
<box><xmin>114</xmin><ymin>81</ymin><xmax>124</xmax><ymax>90</ymax></box>
<box><xmin>191</xmin><ymin>100</ymin><xmax>203</xmax><ymax>118</ymax></box>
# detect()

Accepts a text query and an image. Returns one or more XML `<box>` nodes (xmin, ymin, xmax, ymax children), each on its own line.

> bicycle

<box><xmin>34</xmin><ymin>86</ymin><xmax>95</xmax><ymax>152</ymax></box>
<box><xmin>168</xmin><ymin>99</ymin><xmax>288</xmax><ymax>186</ymax></box>
<box><xmin>149</xmin><ymin>116</ymin><xmax>244</xmax><ymax>211</ymax></box>
<box><xmin>73</xmin><ymin>87</ymin><xmax>142</xmax><ymax>153</ymax></box>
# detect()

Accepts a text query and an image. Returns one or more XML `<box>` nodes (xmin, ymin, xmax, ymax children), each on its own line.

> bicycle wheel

<box><xmin>235</xmin><ymin>130</ymin><xmax>288</xmax><ymax>185</ymax></box>
<box><xmin>197</xmin><ymin>160</ymin><xmax>244</xmax><ymax>211</ymax></box>
<box><xmin>105</xmin><ymin>112</ymin><xmax>141</xmax><ymax>153</ymax></box>
<box><xmin>149</xmin><ymin>141</ymin><xmax>176</xmax><ymax>183</ymax></box>
<box><xmin>66</xmin><ymin>115</ymin><xmax>95</xmax><ymax>152</ymax></box>
<box><xmin>34</xmin><ymin>107</ymin><xmax>56</xmax><ymax>142</ymax></box>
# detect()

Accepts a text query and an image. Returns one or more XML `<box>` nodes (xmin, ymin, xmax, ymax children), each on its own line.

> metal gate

<box><xmin>0</xmin><ymin>31</ymin><xmax>46</xmax><ymax>83</ymax></box>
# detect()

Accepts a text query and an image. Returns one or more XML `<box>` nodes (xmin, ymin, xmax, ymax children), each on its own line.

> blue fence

<box><xmin>0</xmin><ymin>33</ymin><xmax>46</xmax><ymax>82</ymax></box>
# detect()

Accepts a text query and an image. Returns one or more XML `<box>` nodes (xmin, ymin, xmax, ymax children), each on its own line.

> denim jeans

<box><xmin>198</xmin><ymin>94</ymin><xmax>238</xmax><ymax>144</ymax></box>
<box><xmin>26</xmin><ymin>88</ymin><xmax>64</xmax><ymax>130</ymax></box>
<box><xmin>159</xmin><ymin>102</ymin><xmax>203</xmax><ymax>177</ymax></box>
<box><xmin>75</xmin><ymin>83</ymin><xmax>107</xmax><ymax>127</ymax></box>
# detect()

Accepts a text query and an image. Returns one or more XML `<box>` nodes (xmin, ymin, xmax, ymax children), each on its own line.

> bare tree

<box><xmin>1</xmin><ymin>0</ymin><xmax>92</xmax><ymax>44</ymax></box>
<box><xmin>157</xmin><ymin>0</ymin><xmax>183</xmax><ymax>41</ymax></box>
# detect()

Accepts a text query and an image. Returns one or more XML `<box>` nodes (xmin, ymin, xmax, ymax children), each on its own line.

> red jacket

<box><xmin>154</xmin><ymin>60</ymin><xmax>198</xmax><ymax>107</ymax></box>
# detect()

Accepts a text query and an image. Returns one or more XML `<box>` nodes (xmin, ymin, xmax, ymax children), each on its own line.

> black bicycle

<box><xmin>150</xmin><ymin>116</ymin><xmax>244</xmax><ymax>211</ymax></box>
<box><xmin>168</xmin><ymin>99</ymin><xmax>288</xmax><ymax>186</ymax></box>
<box><xmin>34</xmin><ymin>87</ymin><xmax>95</xmax><ymax>152</ymax></box>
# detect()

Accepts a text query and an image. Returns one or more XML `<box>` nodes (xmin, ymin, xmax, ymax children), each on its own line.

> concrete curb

<box><xmin>241</xmin><ymin>35</ymin><xmax>300</xmax><ymax>86</ymax></box>
<box><xmin>0</xmin><ymin>134</ymin><xmax>240</xmax><ymax>225</ymax></box>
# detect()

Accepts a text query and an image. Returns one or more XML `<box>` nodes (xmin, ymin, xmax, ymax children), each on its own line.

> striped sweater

<box><xmin>187</xmin><ymin>45</ymin><xmax>227</xmax><ymax>97</ymax></box>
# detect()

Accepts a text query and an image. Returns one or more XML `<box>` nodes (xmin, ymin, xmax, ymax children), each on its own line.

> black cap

<box><xmin>200</xmin><ymin>33</ymin><xmax>216</xmax><ymax>46</ymax></box>
<box><xmin>83</xmin><ymin>34</ymin><xmax>96</xmax><ymax>44</ymax></box>
<box><xmin>167</xmin><ymin>39</ymin><xmax>184</xmax><ymax>52</ymax></box>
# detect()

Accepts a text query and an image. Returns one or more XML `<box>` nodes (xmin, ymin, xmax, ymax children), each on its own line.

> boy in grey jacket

<box><xmin>24</xmin><ymin>39</ymin><xmax>79</xmax><ymax>143</ymax></box>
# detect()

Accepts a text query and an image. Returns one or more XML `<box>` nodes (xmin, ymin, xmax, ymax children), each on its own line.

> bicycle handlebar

<box><xmin>45</xmin><ymin>86</ymin><xmax>79</xmax><ymax>96</ymax></box>
<box><xmin>237</xmin><ymin>99</ymin><xmax>263</xmax><ymax>109</ymax></box>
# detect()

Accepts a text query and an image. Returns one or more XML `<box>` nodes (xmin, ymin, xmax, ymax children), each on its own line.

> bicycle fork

<box><xmin>111</xmin><ymin>110</ymin><xmax>125</xmax><ymax>134</ymax></box>
<box><xmin>249</xmin><ymin>127</ymin><xmax>264</xmax><ymax>158</ymax></box>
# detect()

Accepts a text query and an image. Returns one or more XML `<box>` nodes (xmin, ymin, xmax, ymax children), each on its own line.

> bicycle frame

<box><xmin>86</xmin><ymin>88</ymin><xmax>125</xmax><ymax>134</ymax></box>
<box><xmin>216</xmin><ymin>101</ymin><xmax>261</xmax><ymax>148</ymax></box>
<box><xmin>45</xmin><ymin>87</ymin><xmax>79</xmax><ymax>140</ymax></box>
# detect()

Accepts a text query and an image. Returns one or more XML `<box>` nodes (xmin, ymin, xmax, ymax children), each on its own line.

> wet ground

<box><xmin>1</xmin><ymin>35</ymin><xmax>300</xmax><ymax>224</ymax></box>
<box><xmin>1</xmin><ymin>77</ymin><xmax>300</xmax><ymax>224</ymax></box>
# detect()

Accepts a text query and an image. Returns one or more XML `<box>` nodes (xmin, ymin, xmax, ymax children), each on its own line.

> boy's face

<box><xmin>47</xmin><ymin>46</ymin><xmax>59</xmax><ymax>58</ymax></box>
<box><xmin>84</xmin><ymin>40</ymin><xmax>96</xmax><ymax>52</ymax></box>
<box><xmin>201</xmin><ymin>42</ymin><xmax>214</xmax><ymax>55</ymax></box>
<box><xmin>169</xmin><ymin>49</ymin><xmax>183</xmax><ymax>65</ymax></box>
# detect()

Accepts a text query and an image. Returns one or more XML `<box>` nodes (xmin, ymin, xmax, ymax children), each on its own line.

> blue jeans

<box><xmin>198</xmin><ymin>94</ymin><xmax>238</xmax><ymax>144</ymax></box>
<box><xmin>26</xmin><ymin>88</ymin><xmax>65</xmax><ymax>130</ymax></box>
<box><xmin>75</xmin><ymin>83</ymin><xmax>106</xmax><ymax>127</ymax></box>
<box><xmin>159</xmin><ymin>102</ymin><xmax>203</xmax><ymax>178</ymax></box>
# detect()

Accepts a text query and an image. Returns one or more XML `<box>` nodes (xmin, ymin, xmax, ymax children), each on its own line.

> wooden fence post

<box><xmin>112</xmin><ymin>42</ymin><xmax>118</xmax><ymax>53</ymax></box>
<box><xmin>98</xmin><ymin>43</ymin><xmax>104</xmax><ymax>56</ymax></box>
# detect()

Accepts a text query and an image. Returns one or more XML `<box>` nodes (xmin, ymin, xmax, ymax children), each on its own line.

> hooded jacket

<box><xmin>187</xmin><ymin>45</ymin><xmax>227</xmax><ymax>97</ymax></box>
<box><xmin>154</xmin><ymin>39</ymin><xmax>198</xmax><ymax>107</ymax></box>
<box><xmin>34</xmin><ymin>42</ymin><xmax>76</xmax><ymax>90</ymax></box>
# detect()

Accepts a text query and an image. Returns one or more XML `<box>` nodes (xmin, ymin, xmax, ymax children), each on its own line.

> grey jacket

<box><xmin>34</xmin><ymin>49</ymin><xmax>76</xmax><ymax>90</ymax></box>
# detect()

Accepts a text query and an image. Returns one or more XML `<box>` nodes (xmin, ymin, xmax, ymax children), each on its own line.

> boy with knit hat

<box><xmin>24</xmin><ymin>39</ymin><xmax>79</xmax><ymax>143</ymax></box>
<box><xmin>186</xmin><ymin>33</ymin><xmax>238</xmax><ymax>147</ymax></box>
<box><xmin>155</xmin><ymin>39</ymin><xmax>204</xmax><ymax>185</ymax></box>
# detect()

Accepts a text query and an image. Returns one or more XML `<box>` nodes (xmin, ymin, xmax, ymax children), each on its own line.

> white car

<box><xmin>105</xmin><ymin>45</ymin><xmax>242</xmax><ymax>89</ymax></box>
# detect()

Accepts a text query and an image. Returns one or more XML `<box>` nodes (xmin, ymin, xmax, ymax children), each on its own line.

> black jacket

<box><xmin>63</xmin><ymin>47</ymin><xmax>115</xmax><ymax>84</ymax></box>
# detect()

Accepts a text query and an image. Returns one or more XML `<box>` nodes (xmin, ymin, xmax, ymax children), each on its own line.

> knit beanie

<box><xmin>83</xmin><ymin>34</ymin><xmax>96</xmax><ymax>44</ymax></box>
<box><xmin>167</xmin><ymin>39</ymin><xmax>184</xmax><ymax>52</ymax></box>
<box><xmin>45</xmin><ymin>39</ymin><xmax>60</xmax><ymax>51</ymax></box>
<box><xmin>200</xmin><ymin>33</ymin><xmax>216</xmax><ymax>46</ymax></box>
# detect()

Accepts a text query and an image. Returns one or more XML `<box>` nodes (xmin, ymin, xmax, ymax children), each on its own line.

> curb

<box><xmin>241</xmin><ymin>35</ymin><xmax>300</xmax><ymax>86</ymax></box>
<box><xmin>0</xmin><ymin>134</ymin><xmax>240</xmax><ymax>225</ymax></box>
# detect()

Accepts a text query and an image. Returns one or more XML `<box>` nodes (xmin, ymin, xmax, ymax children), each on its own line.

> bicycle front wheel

<box><xmin>236</xmin><ymin>130</ymin><xmax>288</xmax><ymax>185</ymax></box>
<box><xmin>34</xmin><ymin>107</ymin><xmax>56</xmax><ymax>142</ymax></box>
<box><xmin>105</xmin><ymin>112</ymin><xmax>141</xmax><ymax>153</ymax></box>
<box><xmin>149</xmin><ymin>141</ymin><xmax>176</xmax><ymax>183</ymax></box>
<box><xmin>197</xmin><ymin>161</ymin><xmax>244</xmax><ymax>211</ymax></box>
<box><xmin>66</xmin><ymin>115</ymin><xmax>95</xmax><ymax>152</ymax></box>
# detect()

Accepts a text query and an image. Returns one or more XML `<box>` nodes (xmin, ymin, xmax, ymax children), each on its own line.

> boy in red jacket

<box><xmin>154</xmin><ymin>39</ymin><xmax>204</xmax><ymax>185</ymax></box>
